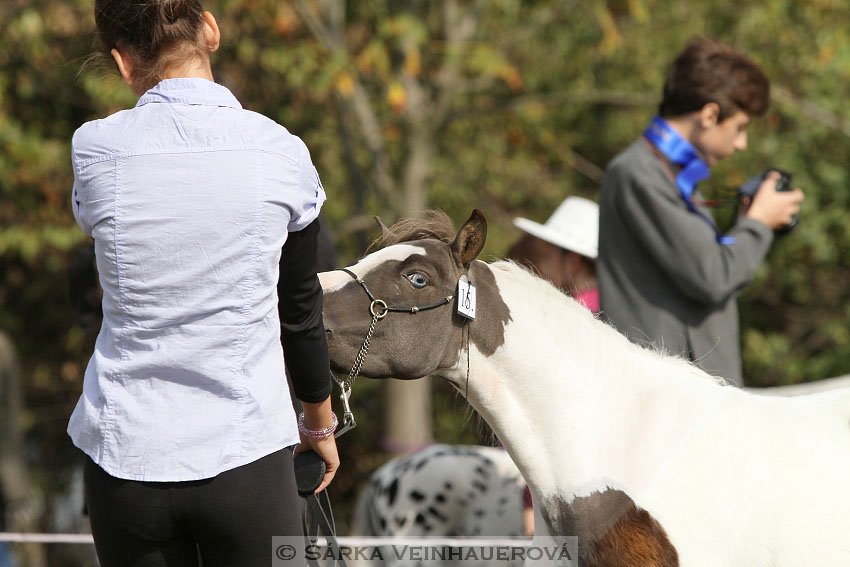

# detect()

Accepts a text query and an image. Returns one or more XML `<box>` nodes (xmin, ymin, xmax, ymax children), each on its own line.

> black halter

<box><xmin>332</xmin><ymin>267</ymin><xmax>454</xmax><ymax>397</ymax></box>
<box><xmin>337</xmin><ymin>267</ymin><xmax>454</xmax><ymax>318</ymax></box>
<box><xmin>328</xmin><ymin>267</ymin><xmax>456</xmax><ymax>438</ymax></box>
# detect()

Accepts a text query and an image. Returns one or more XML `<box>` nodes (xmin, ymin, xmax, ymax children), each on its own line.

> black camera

<box><xmin>737</xmin><ymin>168</ymin><xmax>798</xmax><ymax>233</ymax></box>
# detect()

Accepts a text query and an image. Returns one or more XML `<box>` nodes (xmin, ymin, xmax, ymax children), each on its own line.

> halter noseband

<box><xmin>338</xmin><ymin>267</ymin><xmax>454</xmax><ymax>317</ymax></box>
<box><xmin>330</xmin><ymin>267</ymin><xmax>455</xmax><ymax>432</ymax></box>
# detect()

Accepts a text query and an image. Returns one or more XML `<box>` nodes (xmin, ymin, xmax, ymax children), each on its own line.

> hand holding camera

<box><xmin>738</xmin><ymin>168</ymin><xmax>804</xmax><ymax>233</ymax></box>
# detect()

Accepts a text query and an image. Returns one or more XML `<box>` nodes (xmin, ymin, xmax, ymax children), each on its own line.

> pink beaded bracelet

<box><xmin>298</xmin><ymin>412</ymin><xmax>338</xmax><ymax>440</ymax></box>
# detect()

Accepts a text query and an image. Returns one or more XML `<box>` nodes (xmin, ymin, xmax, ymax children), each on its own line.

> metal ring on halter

<box><xmin>331</xmin><ymin>266</ymin><xmax>455</xmax><ymax>439</ymax></box>
<box><xmin>370</xmin><ymin>299</ymin><xmax>389</xmax><ymax>319</ymax></box>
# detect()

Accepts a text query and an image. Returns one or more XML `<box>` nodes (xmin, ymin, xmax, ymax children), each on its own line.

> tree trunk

<box><xmin>380</xmin><ymin>51</ymin><xmax>438</xmax><ymax>454</ymax></box>
<box><xmin>296</xmin><ymin>0</ymin><xmax>483</xmax><ymax>454</ymax></box>
<box><xmin>383</xmin><ymin>379</ymin><xmax>433</xmax><ymax>453</ymax></box>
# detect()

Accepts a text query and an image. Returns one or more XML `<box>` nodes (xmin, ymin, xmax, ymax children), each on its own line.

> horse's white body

<box><xmin>751</xmin><ymin>373</ymin><xmax>850</xmax><ymax>396</ymax></box>
<box><xmin>434</xmin><ymin>262</ymin><xmax>850</xmax><ymax>566</ymax></box>
<box><xmin>322</xmin><ymin>240</ymin><xmax>850</xmax><ymax>566</ymax></box>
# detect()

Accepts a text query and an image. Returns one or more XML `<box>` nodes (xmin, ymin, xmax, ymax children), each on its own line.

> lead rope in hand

<box><xmin>303</xmin><ymin>286</ymin><xmax>375</xmax><ymax>562</ymax></box>
<box><xmin>299</xmin><ymin>318</ymin><xmax>380</xmax><ymax>565</ymax></box>
<box><xmin>300</xmin><ymin>368</ymin><xmax>360</xmax><ymax>567</ymax></box>
<box><xmin>302</xmin><ymin>489</ymin><xmax>346</xmax><ymax>567</ymax></box>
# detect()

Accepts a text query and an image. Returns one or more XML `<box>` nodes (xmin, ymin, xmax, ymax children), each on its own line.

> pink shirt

<box><xmin>576</xmin><ymin>288</ymin><xmax>600</xmax><ymax>314</ymax></box>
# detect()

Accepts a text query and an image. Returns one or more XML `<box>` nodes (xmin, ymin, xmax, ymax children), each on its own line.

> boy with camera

<box><xmin>598</xmin><ymin>37</ymin><xmax>804</xmax><ymax>385</ymax></box>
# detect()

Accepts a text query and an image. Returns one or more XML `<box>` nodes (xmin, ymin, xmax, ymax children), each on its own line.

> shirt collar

<box><xmin>136</xmin><ymin>78</ymin><xmax>243</xmax><ymax>110</ymax></box>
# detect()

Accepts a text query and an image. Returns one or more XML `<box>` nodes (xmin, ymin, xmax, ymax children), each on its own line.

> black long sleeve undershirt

<box><xmin>278</xmin><ymin>218</ymin><xmax>332</xmax><ymax>403</ymax></box>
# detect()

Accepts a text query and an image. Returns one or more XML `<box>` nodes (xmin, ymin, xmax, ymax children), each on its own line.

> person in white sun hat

<box><xmin>510</xmin><ymin>196</ymin><xmax>600</xmax><ymax>314</ymax></box>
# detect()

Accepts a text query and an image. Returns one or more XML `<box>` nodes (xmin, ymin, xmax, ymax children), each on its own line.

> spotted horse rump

<box><xmin>352</xmin><ymin>444</ymin><xmax>526</xmax><ymax>566</ymax></box>
<box><xmin>354</xmin><ymin>444</ymin><xmax>525</xmax><ymax>537</ymax></box>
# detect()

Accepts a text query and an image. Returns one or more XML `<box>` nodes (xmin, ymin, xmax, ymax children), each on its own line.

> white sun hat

<box><xmin>512</xmin><ymin>196</ymin><xmax>599</xmax><ymax>259</ymax></box>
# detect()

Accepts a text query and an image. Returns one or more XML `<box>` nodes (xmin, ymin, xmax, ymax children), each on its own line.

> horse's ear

<box><xmin>451</xmin><ymin>209</ymin><xmax>487</xmax><ymax>267</ymax></box>
<box><xmin>374</xmin><ymin>216</ymin><xmax>390</xmax><ymax>237</ymax></box>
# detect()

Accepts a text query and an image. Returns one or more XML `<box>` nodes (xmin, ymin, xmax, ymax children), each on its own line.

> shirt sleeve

<box><xmin>278</xmin><ymin>217</ymin><xmax>332</xmax><ymax>403</ymax></box>
<box><xmin>606</xmin><ymin>158</ymin><xmax>774</xmax><ymax>306</ymax></box>
<box><xmin>70</xmin><ymin>139</ymin><xmax>92</xmax><ymax>236</ymax></box>
<box><xmin>287</xmin><ymin>140</ymin><xmax>327</xmax><ymax>232</ymax></box>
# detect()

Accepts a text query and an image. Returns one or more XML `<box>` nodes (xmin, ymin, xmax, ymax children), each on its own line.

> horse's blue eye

<box><xmin>405</xmin><ymin>272</ymin><xmax>429</xmax><ymax>288</ymax></box>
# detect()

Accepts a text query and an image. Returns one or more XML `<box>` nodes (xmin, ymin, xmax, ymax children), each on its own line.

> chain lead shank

<box><xmin>331</xmin><ymin>268</ymin><xmax>455</xmax><ymax>439</ymax></box>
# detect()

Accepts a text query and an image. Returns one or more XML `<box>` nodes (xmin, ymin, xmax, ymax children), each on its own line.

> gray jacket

<box><xmin>598</xmin><ymin>138</ymin><xmax>774</xmax><ymax>385</ymax></box>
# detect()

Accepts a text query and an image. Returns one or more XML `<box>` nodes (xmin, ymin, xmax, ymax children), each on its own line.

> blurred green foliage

<box><xmin>3</xmin><ymin>0</ymin><xmax>850</xmax><ymax>531</ymax></box>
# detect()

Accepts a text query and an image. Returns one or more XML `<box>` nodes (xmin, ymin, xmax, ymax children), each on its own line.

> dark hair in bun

<box><xmin>94</xmin><ymin>0</ymin><xmax>210</xmax><ymax>92</ymax></box>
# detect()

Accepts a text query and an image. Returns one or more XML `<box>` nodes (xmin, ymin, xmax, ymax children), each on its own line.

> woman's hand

<box><xmin>295</xmin><ymin>397</ymin><xmax>340</xmax><ymax>493</ymax></box>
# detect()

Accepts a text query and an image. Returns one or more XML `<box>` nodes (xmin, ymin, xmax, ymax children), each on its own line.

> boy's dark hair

<box><xmin>94</xmin><ymin>0</ymin><xmax>208</xmax><ymax>93</ymax></box>
<box><xmin>659</xmin><ymin>37</ymin><xmax>770</xmax><ymax>121</ymax></box>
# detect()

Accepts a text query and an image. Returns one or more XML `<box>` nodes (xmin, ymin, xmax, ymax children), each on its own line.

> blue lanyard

<box><xmin>643</xmin><ymin>116</ymin><xmax>734</xmax><ymax>245</ymax></box>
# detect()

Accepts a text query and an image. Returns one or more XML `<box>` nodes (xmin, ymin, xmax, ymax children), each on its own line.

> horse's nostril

<box><xmin>325</xmin><ymin>328</ymin><xmax>333</xmax><ymax>338</ymax></box>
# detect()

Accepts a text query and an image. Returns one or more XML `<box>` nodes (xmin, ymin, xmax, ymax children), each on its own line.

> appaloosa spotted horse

<box><xmin>352</xmin><ymin>444</ymin><xmax>525</xmax><ymax>539</ymax></box>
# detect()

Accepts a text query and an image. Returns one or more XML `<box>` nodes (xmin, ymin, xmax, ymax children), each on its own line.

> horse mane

<box><xmin>371</xmin><ymin>209</ymin><xmax>457</xmax><ymax>249</ymax></box>
<box><xmin>488</xmin><ymin>260</ymin><xmax>732</xmax><ymax>388</ymax></box>
<box><xmin>489</xmin><ymin>260</ymin><xmax>603</xmax><ymax>331</ymax></box>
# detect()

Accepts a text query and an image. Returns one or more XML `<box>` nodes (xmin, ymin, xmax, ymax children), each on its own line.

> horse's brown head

<box><xmin>320</xmin><ymin>209</ymin><xmax>510</xmax><ymax>380</ymax></box>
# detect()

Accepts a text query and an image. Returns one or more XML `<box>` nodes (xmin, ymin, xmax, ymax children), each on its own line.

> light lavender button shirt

<box><xmin>68</xmin><ymin>78</ymin><xmax>325</xmax><ymax>481</ymax></box>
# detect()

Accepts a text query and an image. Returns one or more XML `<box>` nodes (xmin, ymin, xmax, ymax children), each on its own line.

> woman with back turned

<box><xmin>67</xmin><ymin>2</ymin><xmax>339</xmax><ymax>565</ymax></box>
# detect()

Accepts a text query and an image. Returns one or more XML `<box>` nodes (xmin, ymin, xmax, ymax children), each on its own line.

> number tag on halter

<box><xmin>456</xmin><ymin>276</ymin><xmax>476</xmax><ymax>320</ymax></box>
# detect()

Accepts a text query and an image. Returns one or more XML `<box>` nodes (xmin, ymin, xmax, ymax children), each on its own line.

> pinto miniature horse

<box><xmin>320</xmin><ymin>210</ymin><xmax>850</xmax><ymax>567</ymax></box>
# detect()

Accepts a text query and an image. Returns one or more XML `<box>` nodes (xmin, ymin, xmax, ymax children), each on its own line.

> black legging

<box><xmin>84</xmin><ymin>448</ymin><xmax>302</xmax><ymax>567</ymax></box>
